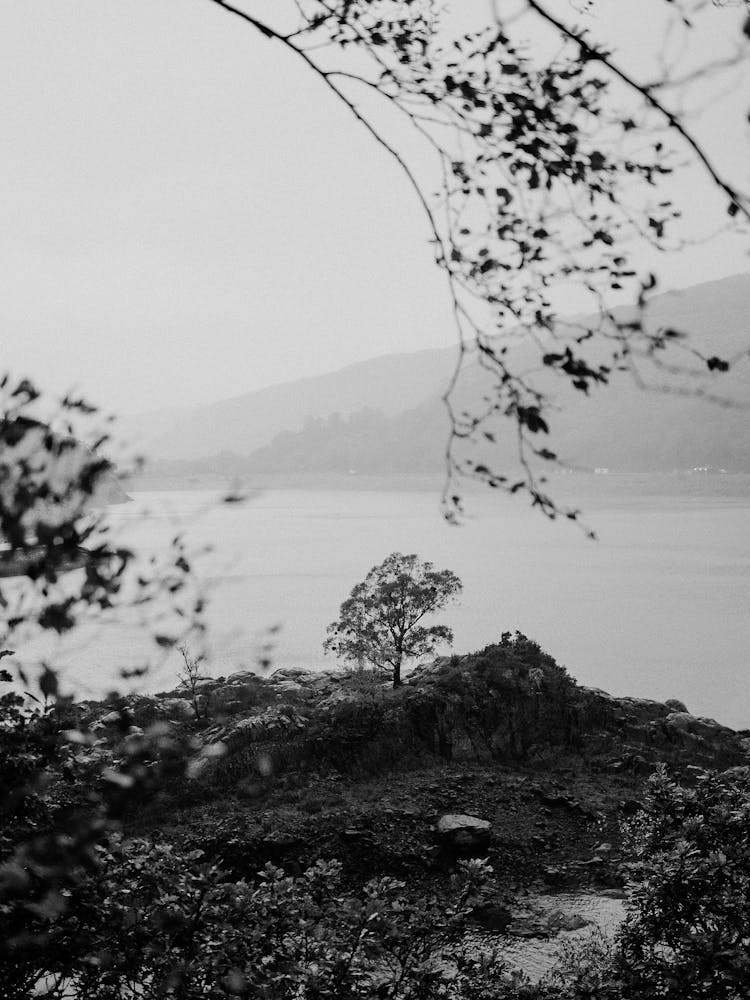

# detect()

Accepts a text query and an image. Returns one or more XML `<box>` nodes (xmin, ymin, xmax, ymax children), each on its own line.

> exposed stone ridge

<box><xmin>78</xmin><ymin>637</ymin><xmax>748</xmax><ymax>778</ymax></box>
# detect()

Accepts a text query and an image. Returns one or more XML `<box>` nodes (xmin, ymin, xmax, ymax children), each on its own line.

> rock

<box><xmin>272</xmin><ymin>680</ymin><xmax>313</xmax><ymax>699</ymax></box>
<box><xmin>665</xmin><ymin>698</ymin><xmax>688</xmax><ymax>713</ymax></box>
<box><xmin>160</xmin><ymin>698</ymin><xmax>194</xmax><ymax>720</ymax></box>
<box><xmin>539</xmin><ymin>792</ymin><xmax>578</xmax><ymax>810</ymax></box>
<box><xmin>99</xmin><ymin>710</ymin><xmax>122</xmax><ymax>725</ymax></box>
<box><xmin>213</xmin><ymin>684</ymin><xmax>252</xmax><ymax>705</ymax></box>
<box><xmin>226</xmin><ymin>670</ymin><xmax>258</xmax><ymax>683</ymax></box>
<box><xmin>541</xmin><ymin>865</ymin><xmax>570</xmax><ymax>888</ymax></box>
<box><xmin>269</xmin><ymin>667</ymin><xmax>314</xmax><ymax>684</ymax></box>
<box><xmin>473</xmin><ymin>901</ymin><xmax>512</xmax><ymax>931</ymax></box>
<box><xmin>665</xmin><ymin>711</ymin><xmax>692</xmax><ymax>733</ymax></box>
<box><xmin>507</xmin><ymin>918</ymin><xmax>547</xmax><ymax>939</ymax></box>
<box><xmin>722</xmin><ymin>765</ymin><xmax>750</xmax><ymax>780</ymax></box>
<box><xmin>318</xmin><ymin>688</ymin><xmax>367</xmax><ymax>711</ymax></box>
<box><xmin>230</xmin><ymin>705</ymin><xmax>307</xmax><ymax>741</ymax></box>
<box><xmin>547</xmin><ymin>910</ymin><xmax>589</xmax><ymax>932</ymax></box>
<box><xmin>309</xmin><ymin>669</ymin><xmax>342</xmax><ymax>687</ymax></box>
<box><xmin>436</xmin><ymin>813</ymin><xmax>492</xmax><ymax>854</ymax></box>
<box><xmin>685</xmin><ymin>764</ymin><xmax>709</xmax><ymax>779</ymax></box>
<box><xmin>341</xmin><ymin>828</ymin><xmax>366</xmax><ymax>841</ymax></box>
<box><xmin>665</xmin><ymin>711</ymin><xmax>729</xmax><ymax>742</ymax></box>
<box><xmin>407</xmin><ymin>657</ymin><xmax>453</xmax><ymax>683</ymax></box>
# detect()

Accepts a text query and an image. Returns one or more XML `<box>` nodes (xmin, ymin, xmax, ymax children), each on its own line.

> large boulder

<box><xmin>309</xmin><ymin>669</ymin><xmax>343</xmax><ymax>687</ymax></box>
<box><xmin>160</xmin><ymin>697</ymin><xmax>194</xmax><ymax>720</ymax></box>
<box><xmin>273</xmin><ymin>679</ymin><xmax>313</xmax><ymax>699</ymax></box>
<box><xmin>226</xmin><ymin>670</ymin><xmax>258</xmax><ymax>683</ymax></box>
<box><xmin>665</xmin><ymin>698</ymin><xmax>689</xmax><ymax>713</ymax></box>
<box><xmin>665</xmin><ymin>711</ymin><xmax>692</xmax><ymax>733</ymax></box>
<box><xmin>665</xmin><ymin>711</ymin><xmax>731</xmax><ymax>743</ymax></box>
<box><xmin>436</xmin><ymin>813</ymin><xmax>492</xmax><ymax>855</ymax></box>
<box><xmin>230</xmin><ymin>705</ymin><xmax>307</xmax><ymax>742</ymax></box>
<box><xmin>269</xmin><ymin>667</ymin><xmax>314</xmax><ymax>683</ymax></box>
<box><xmin>213</xmin><ymin>683</ymin><xmax>255</xmax><ymax>706</ymax></box>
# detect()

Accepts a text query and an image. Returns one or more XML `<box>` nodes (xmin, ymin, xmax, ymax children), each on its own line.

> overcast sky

<box><xmin>2</xmin><ymin>0</ymin><xmax>748</xmax><ymax>416</ymax></box>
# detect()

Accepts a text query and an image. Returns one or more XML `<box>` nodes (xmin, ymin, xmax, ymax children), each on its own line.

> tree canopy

<box><xmin>324</xmin><ymin>551</ymin><xmax>462</xmax><ymax>686</ymax></box>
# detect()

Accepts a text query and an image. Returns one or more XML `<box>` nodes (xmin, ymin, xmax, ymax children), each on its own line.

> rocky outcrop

<box><xmin>81</xmin><ymin>635</ymin><xmax>748</xmax><ymax>783</ymax></box>
<box><xmin>398</xmin><ymin>639</ymin><xmax>747</xmax><ymax>773</ymax></box>
<box><xmin>571</xmin><ymin>687</ymin><xmax>743</xmax><ymax>771</ymax></box>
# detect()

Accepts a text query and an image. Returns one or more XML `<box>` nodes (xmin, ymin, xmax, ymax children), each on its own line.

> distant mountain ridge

<box><xmin>140</xmin><ymin>346</ymin><xmax>456</xmax><ymax>460</ymax></box>
<box><xmin>137</xmin><ymin>274</ymin><xmax>750</xmax><ymax>472</ymax></box>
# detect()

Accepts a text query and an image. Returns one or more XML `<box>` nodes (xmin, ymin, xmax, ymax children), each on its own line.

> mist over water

<box><xmin>52</xmin><ymin>478</ymin><xmax>750</xmax><ymax>730</ymax></box>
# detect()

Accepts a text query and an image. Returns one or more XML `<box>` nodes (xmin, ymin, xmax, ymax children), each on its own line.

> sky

<box><xmin>1</xmin><ymin>0</ymin><xmax>748</xmax><ymax>416</ymax></box>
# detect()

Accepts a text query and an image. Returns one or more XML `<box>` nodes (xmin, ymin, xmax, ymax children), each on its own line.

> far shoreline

<box><xmin>124</xmin><ymin>470</ymin><xmax>750</xmax><ymax>502</ymax></box>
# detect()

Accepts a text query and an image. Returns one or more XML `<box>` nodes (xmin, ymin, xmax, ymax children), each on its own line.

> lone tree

<box><xmin>324</xmin><ymin>552</ymin><xmax>462</xmax><ymax>687</ymax></box>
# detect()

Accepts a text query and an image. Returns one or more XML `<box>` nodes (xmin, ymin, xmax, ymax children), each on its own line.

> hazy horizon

<box><xmin>123</xmin><ymin>270</ymin><xmax>750</xmax><ymax>422</ymax></box>
<box><xmin>3</xmin><ymin>1</ymin><xmax>749</xmax><ymax>416</ymax></box>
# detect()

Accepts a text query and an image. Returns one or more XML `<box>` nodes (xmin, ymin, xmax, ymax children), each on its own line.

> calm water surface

<box><xmin>38</xmin><ymin>480</ymin><xmax>750</xmax><ymax>729</ymax></box>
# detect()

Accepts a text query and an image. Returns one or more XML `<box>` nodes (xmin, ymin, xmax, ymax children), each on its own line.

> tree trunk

<box><xmin>393</xmin><ymin>658</ymin><xmax>402</xmax><ymax>688</ymax></box>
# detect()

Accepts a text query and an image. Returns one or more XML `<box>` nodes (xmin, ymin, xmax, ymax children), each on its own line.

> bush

<box><xmin>541</xmin><ymin>930</ymin><xmax>620</xmax><ymax>999</ymax></box>
<box><xmin>532</xmin><ymin>767</ymin><xmax>750</xmax><ymax>1000</ymax></box>
<box><xmin>434</xmin><ymin>633</ymin><xmax>572</xmax><ymax>698</ymax></box>
<box><xmin>341</xmin><ymin>663</ymin><xmax>389</xmax><ymax>699</ymax></box>
<box><xmin>615</xmin><ymin>766</ymin><xmax>750</xmax><ymax>998</ymax></box>
<box><xmin>3</xmin><ymin>840</ymin><xmax>518</xmax><ymax>999</ymax></box>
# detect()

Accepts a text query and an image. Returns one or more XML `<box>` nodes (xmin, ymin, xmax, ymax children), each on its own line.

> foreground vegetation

<box><xmin>2</xmin><ymin>633</ymin><xmax>749</xmax><ymax>998</ymax></box>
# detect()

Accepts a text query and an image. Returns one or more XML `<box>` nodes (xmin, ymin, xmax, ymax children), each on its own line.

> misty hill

<box><xmin>142</xmin><ymin>347</ymin><xmax>456</xmax><ymax>461</ymax></box>
<box><xmin>210</xmin><ymin>378</ymin><xmax>750</xmax><ymax>477</ymax></box>
<box><xmin>216</xmin><ymin>406</ymin><xmax>447</xmax><ymax>476</ymax></box>
<box><xmin>139</xmin><ymin>274</ymin><xmax>750</xmax><ymax>472</ymax></box>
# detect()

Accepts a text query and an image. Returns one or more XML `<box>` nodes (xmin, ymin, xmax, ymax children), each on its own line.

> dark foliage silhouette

<box><xmin>324</xmin><ymin>552</ymin><xmax>462</xmax><ymax>687</ymax></box>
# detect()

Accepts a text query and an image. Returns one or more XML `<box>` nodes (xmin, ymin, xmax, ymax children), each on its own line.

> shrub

<box><xmin>3</xmin><ymin>840</ymin><xmax>516</xmax><ymax>999</ymax></box>
<box><xmin>541</xmin><ymin>930</ymin><xmax>620</xmax><ymax>999</ymax></box>
<box><xmin>615</xmin><ymin>766</ymin><xmax>750</xmax><ymax>998</ymax></box>
<box><xmin>342</xmin><ymin>663</ymin><xmax>388</xmax><ymax>700</ymax></box>
<box><xmin>534</xmin><ymin>767</ymin><xmax>750</xmax><ymax>1000</ymax></box>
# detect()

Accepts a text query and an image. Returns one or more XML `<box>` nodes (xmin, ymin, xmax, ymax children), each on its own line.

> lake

<box><xmin>27</xmin><ymin>476</ymin><xmax>750</xmax><ymax>730</ymax></box>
